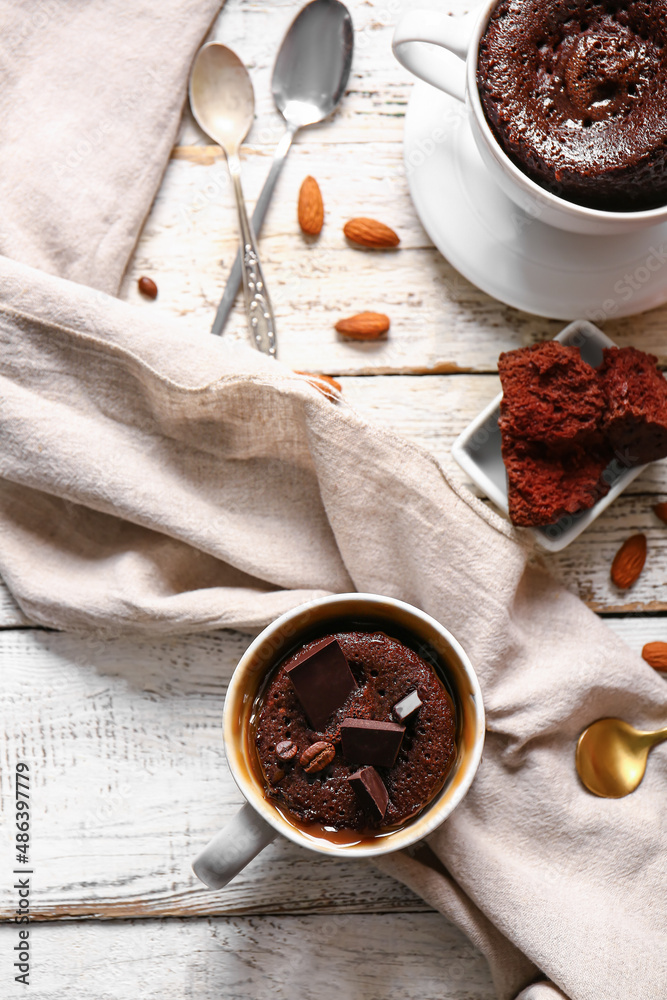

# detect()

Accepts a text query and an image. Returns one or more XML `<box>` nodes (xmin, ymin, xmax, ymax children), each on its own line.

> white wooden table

<box><xmin>1</xmin><ymin>1</ymin><xmax>666</xmax><ymax>996</ymax></box>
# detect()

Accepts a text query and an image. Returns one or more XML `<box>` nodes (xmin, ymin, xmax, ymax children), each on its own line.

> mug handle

<box><xmin>392</xmin><ymin>9</ymin><xmax>479</xmax><ymax>103</ymax></box>
<box><xmin>192</xmin><ymin>802</ymin><xmax>277</xmax><ymax>889</ymax></box>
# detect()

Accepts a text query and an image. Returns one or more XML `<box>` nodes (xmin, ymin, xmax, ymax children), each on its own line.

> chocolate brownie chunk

<box><xmin>478</xmin><ymin>0</ymin><xmax>667</xmax><ymax>210</ymax></box>
<box><xmin>498</xmin><ymin>342</ymin><xmax>605</xmax><ymax>451</ymax></box>
<box><xmin>502</xmin><ymin>434</ymin><xmax>611</xmax><ymax>527</ymax></box>
<box><xmin>599</xmin><ymin>347</ymin><xmax>667</xmax><ymax>465</ymax></box>
<box><xmin>254</xmin><ymin>631</ymin><xmax>456</xmax><ymax>831</ymax></box>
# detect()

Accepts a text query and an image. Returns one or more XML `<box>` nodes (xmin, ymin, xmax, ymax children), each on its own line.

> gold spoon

<box><xmin>576</xmin><ymin>717</ymin><xmax>667</xmax><ymax>798</ymax></box>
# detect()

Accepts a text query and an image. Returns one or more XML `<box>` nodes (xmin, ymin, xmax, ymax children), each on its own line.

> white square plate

<box><xmin>451</xmin><ymin>320</ymin><xmax>647</xmax><ymax>552</ymax></box>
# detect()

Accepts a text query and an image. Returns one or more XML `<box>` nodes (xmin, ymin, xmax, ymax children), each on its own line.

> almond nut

<box><xmin>295</xmin><ymin>371</ymin><xmax>342</xmax><ymax>401</ymax></box>
<box><xmin>343</xmin><ymin>217</ymin><xmax>400</xmax><ymax>248</ymax></box>
<box><xmin>610</xmin><ymin>533</ymin><xmax>647</xmax><ymax>589</ymax></box>
<box><xmin>654</xmin><ymin>502</ymin><xmax>667</xmax><ymax>525</ymax></box>
<box><xmin>642</xmin><ymin>641</ymin><xmax>667</xmax><ymax>672</ymax></box>
<box><xmin>299</xmin><ymin>741</ymin><xmax>335</xmax><ymax>773</ymax></box>
<box><xmin>335</xmin><ymin>312</ymin><xmax>390</xmax><ymax>339</ymax></box>
<box><xmin>298</xmin><ymin>176</ymin><xmax>324</xmax><ymax>235</ymax></box>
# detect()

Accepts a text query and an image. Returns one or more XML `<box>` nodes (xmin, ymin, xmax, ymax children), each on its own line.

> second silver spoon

<box><xmin>190</xmin><ymin>43</ymin><xmax>276</xmax><ymax>358</ymax></box>
<box><xmin>211</xmin><ymin>0</ymin><xmax>353</xmax><ymax>337</ymax></box>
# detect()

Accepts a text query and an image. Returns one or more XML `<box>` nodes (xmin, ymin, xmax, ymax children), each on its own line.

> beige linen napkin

<box><xmin>1</xmin><ymin>257</ymin><xmax>666</xmax><ymax>1000</ymax></box>
<box><xmin>1</xmin><ymin>3</ymin><xmax>666</xmax><ymax>998</ymax></box>
<box><xmin>0</xmin><ymin>0</ymin><xmax>222</xmax><ymax>293</ymax></box>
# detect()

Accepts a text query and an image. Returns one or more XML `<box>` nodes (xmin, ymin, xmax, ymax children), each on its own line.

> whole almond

<box><xmin>295</xmin><ymin>371</ymin><xmax>342</xmax><ymax>401</ymax></box>
<box><xmin>343</xmin><ymin>217</ymin><xmax>400</xmax><ymax>248</ymax></box>
<box><xmin>300</xmin><ymin>741</ymin><xmax>335</xmax><ymax>773</ymax></box>
<box><xmin>642</xmin><ymin>642</ymin><xmax>667</xmax><ymax>672</ymax></box>
<box><xmin>654</xmin><ymin>502</ymin><xmax>667</xmax><ymax>525</ymax></box>
<box><xmin>610</xmin><ymin>533</ymin><xmax>647</xmax><ymax>589</ymax></box>
<box><xmin>298</xmin><ymin>176</ymin><xmax>324</xmax><ymax>235</ymax></box>
<box><xmin>335</xmin><ymin>312</ymin><xmax>390</xmax><ymax>340</ymax></box>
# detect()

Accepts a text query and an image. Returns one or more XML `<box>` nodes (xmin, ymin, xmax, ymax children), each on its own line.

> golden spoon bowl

<box><xmin>576</xmin><ymin>717</ymin><xmax>667</xmax><ymax>798</ymax></box>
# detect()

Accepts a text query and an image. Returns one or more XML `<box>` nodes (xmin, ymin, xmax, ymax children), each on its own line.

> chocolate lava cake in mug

<box><xmin>252</xmin><ymin>631</ymin><xmax>457</xmax><ymax>835</ymax></box>
<box><xmin>477</xmin><ymin>0</ymin><xmax>667</xmax><ymax>211</ymax></box>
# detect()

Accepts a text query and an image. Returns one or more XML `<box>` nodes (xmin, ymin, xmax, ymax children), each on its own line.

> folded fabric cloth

<box><xmin>1</xmin><ymin>3</ymin><xmax>666</xmax><ymax>998</ymax></box>
<box><xmin>1</xmin><ymin>255</ymin><xmax>666</xmax><ymax>1000</ymax></box>
<box><xmin>0</xmin><ymin>0</ymin><xmax>222</xmax><ymax>293</ymax></box>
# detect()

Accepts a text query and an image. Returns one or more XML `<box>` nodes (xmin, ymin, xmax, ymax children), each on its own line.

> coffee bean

<box><xmin>268</xmin><ymin>766</ymin><xmax>285</xmax><ymax>785</ymax></box>
<box><xmin>299</xmin><ymin>741</ymin><xmax>335</xmax><ymax>773</ymax></box>
<box><xmin>276</xmin><ymin>739</ymin><xmax>298</xmax><ymax>762</ymax></box>
<box><xmin>138</xmin><ymin>275</ymin><xmax>158</xmax><ymax>299</ymax></box>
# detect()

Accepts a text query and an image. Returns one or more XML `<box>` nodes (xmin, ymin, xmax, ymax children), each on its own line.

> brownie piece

<box><xmin>498</xmin><ymin>342</ymin><xmax>606</xmax><ymax>451</ymax></box>
<box><xmin>502</xmin><ymin>435</ymin><xmax>611</xmax><ymax>527</ymax></box>
<box><xmin>599</xmin><ymin>347</ymin><xmax>667</xmax><ymax>465</ymax></box>
<box><xmin>254</xmin><ymin>631</ymin><xmax>456</xmax><ymax>831</ymax></box>
<box><xmin>477</xmin><ymin>0</ymin><xmax>667</xmax><ymax>211</ymax></box>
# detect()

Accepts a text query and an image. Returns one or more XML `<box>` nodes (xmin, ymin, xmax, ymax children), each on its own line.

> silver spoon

<box><xmin>211</xmin><ymin>0</ymin><xmax>353</xmax><ymax>337</ymax></box>
<box><xmin>190</xmin><ymin>43</ymin><xmax>277</xmax><ymax>357</ymax></box>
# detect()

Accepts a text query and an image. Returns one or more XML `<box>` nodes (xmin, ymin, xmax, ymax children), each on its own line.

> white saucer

<box><xmin>404</xmin><ymin>81</ymin><xmax>667</xmax><ymax>320</ymax></box>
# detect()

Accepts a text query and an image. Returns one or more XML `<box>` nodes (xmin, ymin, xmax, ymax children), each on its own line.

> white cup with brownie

<box><xmin>393</xmin><ymin>0</ymin><xmax>667</xmax><ymax>234</ymax></box>
<box><xmin>192</xmin><ymin>593</ymin><xmax>484</xmax><ymax>889</ymax></box>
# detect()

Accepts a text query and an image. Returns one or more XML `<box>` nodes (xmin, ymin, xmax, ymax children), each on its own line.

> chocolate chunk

<box><xmin>392</xmin><ymin>690</ymin><xmax>422</xmax><ymax>722</ymax></box>
<box><xmin>348</xmin><ymin>766</ymin><xmax>388</xmax><ymax>819</ymax></box>
<box><xmin>340</xmin><ymin>718</ymin><xmax>405</xmax><ymax>768</ymax></box>
<box><xmin>285</xmin><ymin>637</ymin><xmax>356</xmax><ymax>730</ymax></box>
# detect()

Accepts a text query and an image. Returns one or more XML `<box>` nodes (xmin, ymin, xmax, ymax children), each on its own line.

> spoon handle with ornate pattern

<box><xmin>228</xmin><ymin>153</ymin><xmax>277</xmax><ymax>358</ymax></box>
<box><xmin>212</xmin><ymin>126</ymin><xmax>295</xmax><ymax>339</ymax></box>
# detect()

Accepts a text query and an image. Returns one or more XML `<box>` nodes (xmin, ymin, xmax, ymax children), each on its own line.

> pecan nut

<box><xmin>299</xmin><ymin>741</ymin><xmax>335</xmax><ymax>773</ymax></box>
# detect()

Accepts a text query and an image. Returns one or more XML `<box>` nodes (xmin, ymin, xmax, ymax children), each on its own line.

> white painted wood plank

<box><xmin>0</xmin><ymin>914</ymin><xmax>495</xmax><ymax>1000</ymax></box>
<box><xmin>120</xmin><ymin>144</ymin><xmax>667</xmax><ymax>375</ymax></box>
<box><xmin>0</xmin><ymin>585</ymin><xmax>25</xmax><ymax>627</ymax></box>
<box><xmin>120</xmin><ymin>146</ymin><xmax>559</xmax><ymax>375</ymax></box>
<box><xmin>0</xmin><ymin>620</ymin><xmax>663</xmax><ymax>924</ymax></box>
<box><xmin>605</xmin><ymin>616</ymin><xmax>667</xmax><ymax>652</ymax></box>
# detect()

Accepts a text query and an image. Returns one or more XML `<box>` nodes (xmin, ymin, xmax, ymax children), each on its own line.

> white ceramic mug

<box><xmin>192</xmin><ymin>593</ymin><xmax>485</xmax><ymax>888</ymax></box>
<box><xmin>393</xmin><ymin>1</ymin><xmax>667</xmax><ymax>235</ymax></box>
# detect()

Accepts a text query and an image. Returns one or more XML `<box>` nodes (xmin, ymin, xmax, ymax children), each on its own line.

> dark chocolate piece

<box><xmin>392</xmin><ymin>690</ymin><xmax>422</xmax><ymax>722</ymax></box>
<box><xmin>348</xmin><ymin>766</ymin><xmax>388</xmax><ymax>819</ymax></box>
<box><xmin>285</xmin><ymin>636</ymin><xmax>356</xmax><ymax>730</ymax></box>
<box><xmin>340</xmin><ymin>717</ymin><xmax>405</xmax><ymax>767</ymax></box>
